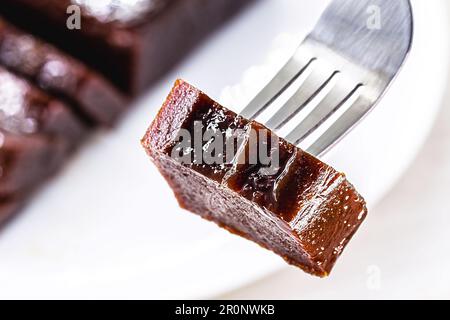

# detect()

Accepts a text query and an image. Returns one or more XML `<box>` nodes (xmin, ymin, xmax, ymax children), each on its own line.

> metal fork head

<box><xmin>240</xmin><ymin>0</ymin><xmax>413</xmax><ymax>156</ymax></box>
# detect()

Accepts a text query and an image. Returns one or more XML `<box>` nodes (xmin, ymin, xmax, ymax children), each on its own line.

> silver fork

<box><xmin>241</xmin><ymin>0</ymin><xmax>413</xmax><ymax>156</ymax></box>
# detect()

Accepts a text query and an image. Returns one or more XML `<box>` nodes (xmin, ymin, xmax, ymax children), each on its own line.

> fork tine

<box><xmin>240</xmin><ymin>50</ymin><xmax>315</xmax><ymax>120</ymax></box>
<box><xmin>240</xmin><ymin>0</ymin><xmax>412</xmax><ymax>157</ymax></box>
<box><xmin>285</xmin><ymin>79</ymin><xmax>361</xmax><ymax>145</ymax></box>
<box><xmin>306</xmin><ymin>94</ymin><xmax>372</xmax><ymax>156</ymax></box>
<box><xmin>266</xmin><ymin>69</ymin><xmax>338</xmax><ymax>130</ymax></box>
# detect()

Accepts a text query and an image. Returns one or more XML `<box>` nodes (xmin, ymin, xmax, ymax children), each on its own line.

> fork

<box><xmin>240</xmin><ymin>0</ymin><xmax>413</xmax><ymax>156</ymax></box>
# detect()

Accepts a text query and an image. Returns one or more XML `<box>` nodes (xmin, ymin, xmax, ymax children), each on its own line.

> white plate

<box><xmin>0</xmin><ymin>0</ymin><xmax>448</xmax><ymax>299</ymax></box>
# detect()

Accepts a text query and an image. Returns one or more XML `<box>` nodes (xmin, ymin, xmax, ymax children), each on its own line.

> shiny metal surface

<box><xmin>240</xmin><ymin>0</ymin><xmax>413</xmax><ymax>156</ymax></box>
